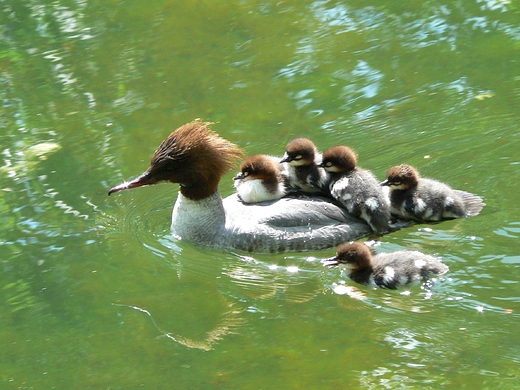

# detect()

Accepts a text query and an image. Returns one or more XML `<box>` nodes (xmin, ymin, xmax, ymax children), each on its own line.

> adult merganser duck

<box><xmin>319</xmin><ymin>145</ymin><xmax>391</xmax><ymax>234</ymax></box>
<box><xmin>108</xmin><ymin>121</ymin><xmax>372</xmax><ymax>253</ymax></box>
<box><xmin>381</xmin><ymin>164</ymin><xmax>485</xmax><ymax>222</ymax></box>
<box><xmin>280</xmin><ymin>137</ymin><xmax>329</xmax><ymax>195</ymax></box>
<box><xmin>322</xmin><ymin>242</ymin><xmax>449</xmax><ymax>289</ymax></box>
<box><xmin>233</xmin><ymin>154</ymin><xmax>288</xmax><ymax>203</ymax></box>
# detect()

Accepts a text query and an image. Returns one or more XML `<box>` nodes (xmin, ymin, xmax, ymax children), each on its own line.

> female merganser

<box><xmin>233</xmin><ymin>154</ymin><xmax>288</xmax><ymax>203</ymax></box>
<box><xmin>280</xmin><ymin>137</ymin><xmax>329</xmax><ymax>195</ymax></box>
<box><xmin>322</xmin><ymin>242</ymin><xmax>449</xmax><ymax>289</ymax></box>
<box><xmin>108</xmin><ymin>121</ymin><xmax>372</xmax><ymax>253</ymax></box>
<box><xmin>319</xmin><ymin>146</ymin><xmax>391</xmax><ymax>234</ymax></box>
<box><xmin>381</xmin><ymin>164</ymin><xmax>485</xmax><ymax>222</ymax></box>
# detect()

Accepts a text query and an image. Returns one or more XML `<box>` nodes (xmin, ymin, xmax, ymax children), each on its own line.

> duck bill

<box><xmin>279</xmin><ymin>153</ymin><xmax>291</xmax><ymax>164</ymax></box>
<box><xmin>108</xmin><ymin>172</ymin><xmax>157</xmax><ymax>195</ymax></box>
<box><xmin>321</xmin><ymin>256</ymin><xmax>340</xmax><ymax>267</ymax></box>
<box><xmin>380</xmin><ymin>179</ymin><xmax>389</xmax><ymax>186</ymax></box>
<box><xmin>233</xmin><ymin>172</ymin><xmax>245</xmax><ymax>181</ymax></box>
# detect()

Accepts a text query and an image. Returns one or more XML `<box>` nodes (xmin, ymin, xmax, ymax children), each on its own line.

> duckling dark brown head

<box><xmin>319</xmin><ymin>145</ymin><xmax>358</xmax><ymax>173</ymax></box>
<box><xmin>108</xmin><ymin>120</ymin><xmax>244</xmax><ymax>200</ymax></box>
<box><xmin>280</xmin><ymin>137</ymin><xmax>317</xmax><ymax>166</ymax></box>
<box><xmin>381</xmin><ymin>164</ymin><xmax>419</xmax><ymax>190</ymax></box>
<box><xmin>322</xmin><ymin>242</ymin><xmax>372</xmax><ymax>268</ymax></box>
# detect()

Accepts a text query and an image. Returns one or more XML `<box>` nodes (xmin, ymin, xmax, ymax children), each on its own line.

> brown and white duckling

<box><xmin>381</xmin><ymin>164</ymin><xmax>485</xmax><ymax>222</ymax></box>
<box><xmin>233</xmin><ymin>154</ymin><xmax>288</xmax><ymax>203</ymax></box>
<box><xmin>280</xmin><ymin>137</ymin><xmax>329</xmax><ymax>195</ymax></box>
<box><xmin>319</xmin><ymin>145</ymin><xmax>391</xmax><ymax>234</ymax></box>
<box><xmin>322</xmin><ymin>242</ymin><xmax>449</xmax><ymax>289</ymax></box>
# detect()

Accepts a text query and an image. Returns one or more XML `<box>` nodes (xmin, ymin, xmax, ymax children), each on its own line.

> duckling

<box><xmin>322</xmin><ymin>242</ymin><xmax>449</xmax><ymax>289</ymax></box>
<box><xmin>280</xmin><ymin>137</ymin><xmax>329</xmax><ymax>195</ymax></box>
<box><xmin>233</xmin><ymin>155</ymin><xmax>288</xmax><ymax>203</ymax></box>
<box><xmin>381</xmin><ymin>164</ymin><xmax>485</xmax><ymax>222</ymax></box>
<box><xmin>320</xmin><ymin>145</ymin><xmax>391</xmax><ymax>234</ymax></box>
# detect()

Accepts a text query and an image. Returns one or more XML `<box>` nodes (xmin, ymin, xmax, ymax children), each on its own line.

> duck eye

<box><xmin>325</xmin><ymin>162</ymin><xmax>333</xmax><ymax>168</ymax></box>
<box><xmin>294</xmin><ymin>155</ymin><xmax>302</xmax><ymax>161</ymax></box>
<box><xmin>242</xmin><ymin>171</ymin><xmax>249</xmax><ymax>177</ymax></box>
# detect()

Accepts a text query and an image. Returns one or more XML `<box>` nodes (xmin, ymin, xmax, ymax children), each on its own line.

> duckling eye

<box><xmin>324</xmin><ymin>162</ymin><xmax>333</xmax><ymax>168</ymax></box>
<box><xmin>293</xmin><ymin>155</ymin><xmax>302</xmax><ymax>161</ymax></box>
<box><xmin>242</xmin><ymin>171</ymin><xmax>249</xmax><ymax>177</ymax></box>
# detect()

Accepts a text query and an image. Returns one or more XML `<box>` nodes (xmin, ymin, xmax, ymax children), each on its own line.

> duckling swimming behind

<box><xmin>381</xmin><ymin>164</ymin><xmax>485</xmax><ymax>222</ymax></box>
<box><xmin>322</xmin><ymin>242</ymin><xmax>449</xmax><ymax>289</ymax></box>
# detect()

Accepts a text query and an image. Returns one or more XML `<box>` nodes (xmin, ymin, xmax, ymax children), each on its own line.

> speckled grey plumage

<box><xmin>328</xmin><ymin>168</ymin><xmax>391</xmax><ymax>234</ymax></box>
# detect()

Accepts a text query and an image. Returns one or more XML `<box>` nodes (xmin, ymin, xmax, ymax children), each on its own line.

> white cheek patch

<box><xmin>414</xmin><ymin>259</ymin><xmax>426</xmax><ymax>269</ymax></box>
<box><xmin>415</xmin><ymin>198</ymin><xmax>426</xmax><ymax>213</ymax></box>
<box><xmin>290</xmin><ymin>159</ymin><xmax>307</xmax><ymax>167</ymax></box>
<box><xmin>390</xmin><ymin>183</ymin><xmax>407</xmax><ymax>190</ymax></box>
<box><xmin>445</xmin><ymin>196</ymin><xmax>454</xmax><ymax>206</ymax></box>
<box><xmin>382</xmin><ymin>266</ymin><xmax>395</xmax><ymax>284</ymax></box>
<box><xmin>325</xmin><ymin>165</ymin><xmax>343</xmax><ymax>173</ymax></box>
<box><xmin>365</xmin><ymin>197</ymin><xmax>379</xmax><ymax>210</ymax></box>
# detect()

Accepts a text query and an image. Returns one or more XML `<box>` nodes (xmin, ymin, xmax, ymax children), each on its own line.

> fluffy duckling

<box><xmin>280</xmin><ymin>137</ymin><xmax>329</xmax><ymax>195</ymax></box>
<box><xmin>320</xmin><ymin>146</ymin><xmax>391</xmax><ymax>234</ymax></box>
<box><xmin>233</xmin><ymin>154</ymin><xmax>288</xmax><ymax>203</ymax></box>
<box><xmin>322</xmin><ymin>242</ymin><xmax>449</xmax><ymax>289</ymax></box>
<box><xmin>381</xmin><ymin>164</ymin><xmax>485</xmax><ymax>222</ymax></box>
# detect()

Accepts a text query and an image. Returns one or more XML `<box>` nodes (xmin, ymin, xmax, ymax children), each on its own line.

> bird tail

<box><xmin>454</xmin><ymin>190</ymin><xmax>486</xmax><ymax>217</ymax></box>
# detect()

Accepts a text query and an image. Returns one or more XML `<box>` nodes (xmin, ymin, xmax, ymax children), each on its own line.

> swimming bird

<box><xmin>280</xmin><ymin>137</ymin><xmax>329</xmax><ymax>195</ymax></box>
<box><xmin>322</xmin><ymin>242</ymin><xmax>449</xmax><ymax>289</ymax></box>
<box><xmin>233</xmin><ymin>154</ymin><xmax>288</xmax><ymax>203</ymax></box>
<box><xmin>381</xmin><ymin>164</ymin><xmax>485</xmax><ymax>222</ymax></box>
<box><xmin>108</xmin><ymin>121</ymin><xmax>371</xmax><ymax>252</ymax></box>
<box><xmin>319</xmin><ymin>145</ymin><xmax>391</xmax><ymax>234</ymax></box>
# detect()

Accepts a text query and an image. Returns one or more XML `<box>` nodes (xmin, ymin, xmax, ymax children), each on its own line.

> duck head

<box><xmin>322</xmin><ymin>242</ymin><xmax>372</xmax><ymax>270</ymax></box>
<box><xmin>280</xmin><ymin>137</ymin><xmax>317</xmax><ymax>166</ymax></box>
<box><xmin>381</xmin><ymin>164</ymin><xmax>419</xmax><ymax>190</ymax></box>
<box><xmin>319</xmin><ymin>145</ymin><xmax>357</xmax><ymax>173</ymax></box>
<box><xmin>108</xmin><ymin>120</ymin><xmax>244</xmax><ymax>200</ymax></box>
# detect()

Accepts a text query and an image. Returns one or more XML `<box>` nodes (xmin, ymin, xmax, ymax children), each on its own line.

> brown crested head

<box><xmin>382</xmin><ymin>164</ymin><xmax>419</xmax><ymax>189</ymax></box>
<box><xmin>108</xmin><ymin>120</ymin><xmax>244</xmax><ymax>200</ymax></box>
<box><xmin>280</xmin><ymin>137</ymin><xmax>317</xmax><ymax>165</ymax></box>
<box><xmin>234</xmin><ymin>155</ymin><xmax>280</xmax><ymax>182</ymax></box>
<box><xmin>335</xmin><ymin>242</ymin><xmax>373</xmax><ymax>267</ymax></box>
<box><xmin>320</xmin><ymin>145</ymin><xmax>357</xmax><ymax>173</ymax></box>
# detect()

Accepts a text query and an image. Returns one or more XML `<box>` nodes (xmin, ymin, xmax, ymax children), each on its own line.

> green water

<box><xmin>1</xmin><ymin>0</ymin><xmax>520</xmax><ymax>388</ymax></box>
